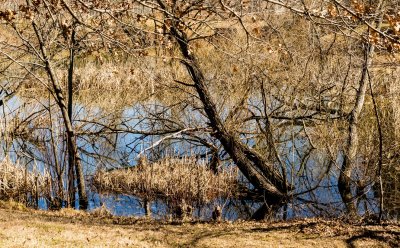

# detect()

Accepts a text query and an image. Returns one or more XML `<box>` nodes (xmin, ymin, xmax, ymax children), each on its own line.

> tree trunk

<box><xmin>251</xmin><ymin>203</ymin><xmax>274</xmax><ymax>221</ymax></box>
<box><xmin>144</xmin><ymin>199</ymin><xmax>151</xmax><ymax>218</ymax></box>
<box><xmin>170</xmin><ymin>26</ymin><xmax>290</xmax><ymax>209</ymax></box>
<box><xmin>49</xmin><ymin>102</ymin><xmax>64</xmax><ymax>209</ymax></box>
<box><xmin>30</xmin><ymin>16</ymin><xmax>88</xmax><ymax>210</ymax></box>
<box><xmin>339</xmin><ymin>43</ymin><xmax>375</xmax><ymax>216</ymax></box>
<box><xmin>67</xmin><ymin>29</ymin><xmax>77</xmax><ymax>208</ymax></box>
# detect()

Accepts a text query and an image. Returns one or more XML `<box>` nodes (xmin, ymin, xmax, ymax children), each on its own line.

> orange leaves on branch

<box><xmin>325</xmin><ymin>1</ymin><xmax>377</xmax><ymax>20</ymax></box>
<box><xmin>351</xmin><ymin>0</ymin><xmax>365</xmax><ymax>15</ymax></box>
<box><xmin>380</xmin><ymin>14</ymin><xmax>400</xmax><ymax>53</ymax></box>
<box><xmin>327</xmin><ymin>4</ymin><xmax>337</xmax><ymax>18</ymax></box>
<box><xmin>385</xmin><ymin>14</ymin><xmax>400</xmax><ymax>35</ymax></box>
<box><xmin>350</xmin><ymin>0</ymin><xmax>378</xmax><ymax>16</ymax></box>
<box><xmin>322</xmin><ymin>2</ymin><xmax>400</xmax><ymax>53</ymax></box>
<box><xmin>368</xmin><ymin>31</ymin><xmax>380</xmax><ymax>44</ymax></box>
<box><xmin>368</xmin><ymin>30</ymin><xmax>400</xmax><ymax>54</ymax></box>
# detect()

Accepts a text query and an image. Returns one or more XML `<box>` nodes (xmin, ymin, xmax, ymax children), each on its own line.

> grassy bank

<box><xmin>0</xmin><ymin>205</ymin><xmax>398</xmax><ymax>247</ymax></box>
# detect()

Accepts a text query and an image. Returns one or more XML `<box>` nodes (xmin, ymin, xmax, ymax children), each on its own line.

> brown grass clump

<box><xmin>93</xmin><ymin>156</ymin><xmax>238</xmax><ymax>217</ymax></box>
<box><xmin>55</xmin><ymin>208</ymin><xmax>88</xmax><ymax>218</ymax></box>
<box><xmin>0</xmin><ymin>199</ymin><xmax>27</xmax><ymax>211</ymax></box>
<box><xmin>90</xmin><ymin>204</ymin><xmax>113</xmax><ymax>218</ymax></box>
<box><xmin>0</xmin><ymin>157</ymin><xmax>51</xmax><ymax>204</ymax></box>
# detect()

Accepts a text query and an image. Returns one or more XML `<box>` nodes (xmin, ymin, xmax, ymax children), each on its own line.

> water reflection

<box><xmin>1</xmin><ymin>96</ymin><xmax>398</xmax><ymax>221</ymax></box>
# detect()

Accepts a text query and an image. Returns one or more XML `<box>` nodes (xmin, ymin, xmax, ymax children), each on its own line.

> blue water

<box><xmin>0</xmin><ymin>96</ymin><xmax>391</xmax><ymax>220</ymax></box>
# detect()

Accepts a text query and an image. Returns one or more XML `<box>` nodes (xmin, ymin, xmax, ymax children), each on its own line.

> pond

<box><xmin>1</xmin><ymin>96</ymin><xmax>398</xmax><ymax>221</ymax></box>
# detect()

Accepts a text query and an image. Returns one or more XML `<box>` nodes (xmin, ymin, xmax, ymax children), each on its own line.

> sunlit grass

<box><xmin>0</xmin><ymin>207</ymin><xmax>398</xmax><ymax>247</ymax></box>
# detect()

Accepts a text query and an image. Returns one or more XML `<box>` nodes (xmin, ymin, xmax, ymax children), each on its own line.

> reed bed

<box><xmin>0</xmin><ymin>158</ymin><xmax>51</xmax><ymax>204</ymax></box>
<box><xmin>93</xmin><ymin>156</ymin><xmax>239</xmax><ymax>217</ymax></box>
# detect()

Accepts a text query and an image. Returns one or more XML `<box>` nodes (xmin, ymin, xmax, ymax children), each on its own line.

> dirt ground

<box><xmin>0</xmin><ymin>206</ymin><xmax>398</xmax><ymax>248</ymax></box>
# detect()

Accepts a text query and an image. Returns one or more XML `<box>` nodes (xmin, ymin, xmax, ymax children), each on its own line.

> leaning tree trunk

<box><xmin>170</xmin><ymin>26</ymin><xmax>290</xmax><ymax>218</ymax></box>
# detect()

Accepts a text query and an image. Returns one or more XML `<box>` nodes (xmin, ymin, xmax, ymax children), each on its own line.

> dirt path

<box><xmin>0</xmin><ymin>207</ymin><xmax>398</xmax><ymax>247</ymax></box>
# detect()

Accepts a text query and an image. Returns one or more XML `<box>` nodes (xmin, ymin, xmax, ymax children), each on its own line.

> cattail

<box><xmin>93</xmin><ymin>156</ymin><xmax>238</xmax><ymax>219</ymax></box>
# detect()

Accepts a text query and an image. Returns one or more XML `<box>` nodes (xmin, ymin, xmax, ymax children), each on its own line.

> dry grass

<box><xmin>0</xmin><ymin>158</ymin><xmax>51</xmax><ymax>203</ymax></box>
<box><xmin>93</xmin><ymin>156</ymin><xmax>238</xmax><ymax>217</ymax></box>
<box><xmin>0</xmin><ymin>206</ymin><xmax>398</xmax><ymax>248</ymax></box>
<box><xmin>0</xmin><ymin>199</ymin><xmax>27</xmax><ymax>211</ymax></box>
<box><xmin>73</xmin><ymin>60</ymin><xmax>155</xmax><ymax>108</ymax></box>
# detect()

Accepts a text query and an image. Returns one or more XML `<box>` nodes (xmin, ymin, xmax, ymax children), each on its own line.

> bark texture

<box><xmin>170</xmin><ymin>26</ymin><xmax>290</xmax><ymax>212</ymax></box>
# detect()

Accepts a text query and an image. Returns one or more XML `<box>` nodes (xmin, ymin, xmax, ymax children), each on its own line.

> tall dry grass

<box><xmin>93</xmin><ymin>156</ymin><xmax>239</xmax><ymax>218</ymax></box>
<box><xmin>0</xmin><ymin>158</ymin><xmax>51</xmax><ymax>205</ymax></box>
